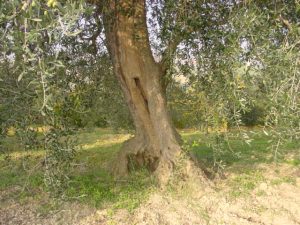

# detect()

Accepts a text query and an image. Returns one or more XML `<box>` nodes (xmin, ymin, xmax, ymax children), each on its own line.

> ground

<box><xmin>1</xmin><ymin>128</ymin><xmax>300</xmax><ymax>225</ymax></box>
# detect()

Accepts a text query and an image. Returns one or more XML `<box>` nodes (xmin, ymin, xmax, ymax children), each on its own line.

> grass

<box><xmin>183</xmin><ymin>130</ymin><xmax>299</xmax><ymax>197</ymax></box>
<box><xmin>66</xmin><ymin>163</ymin><xmax>155</xmax><ymax>210</ymax></box>
<box><xmin>270</xmin><ymin>176</ymin><xmax>296</xmax><ymax>186</ymax></box>
<box><xmin>228</xmin><ymin>170</ymin><xmax>265</xmax><ymax>197</ymax></box>
<box><xmin>0</xmin><ymin>127</ymin><xmax>299</xmax><ymax>211</ymax></box>
<box><xmin>0</xmin><ymin>128</ymin><xmax>154</xmax><ymax>212</ymax></box>
<box><xmin>186</xmin><ymin>131</ymin><xmax>300</xmax><ymax>173</ymax></box>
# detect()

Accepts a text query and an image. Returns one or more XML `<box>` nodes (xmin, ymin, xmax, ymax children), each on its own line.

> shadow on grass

<box><xmin>67</xmin><ymin>144</ymin><xmax>156</xmax><ymax>210</ymax></box>
<box><xmin>0</xmin><ymin>133</ymin><xmax>155</xmax><ymax>211</ymax></box>
<box><xmin>66</xmin><ymin>168</ymin><xmax>155</xmax><ymax>210</ymax></box>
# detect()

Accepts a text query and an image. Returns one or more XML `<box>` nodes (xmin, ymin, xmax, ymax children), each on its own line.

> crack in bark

<box><xmin>134</xmin><ymin>77</ymin><xmax>149</xmax><ymax>114</ymax></box>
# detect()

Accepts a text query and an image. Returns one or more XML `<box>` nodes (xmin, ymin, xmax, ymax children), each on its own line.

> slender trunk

<box><xmin>102</xmin><ymin>0</ymin><xmax>182</xmax><ymax>184</ymax></box>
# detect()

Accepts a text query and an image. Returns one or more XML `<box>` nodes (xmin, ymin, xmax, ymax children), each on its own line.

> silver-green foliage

<box><xmin>169</xmin><ymin>2</ymin><xmax>299</xmax><ymax>166</ymax></box>
<box><xmin>0</xmin><ymin>0</ymin><xmax>85</xmax><ymax>191</ymax></box>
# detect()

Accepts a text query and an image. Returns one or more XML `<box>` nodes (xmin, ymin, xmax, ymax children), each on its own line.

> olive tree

<box><xmin>1</xmin><ymin>0</ymin><xmax>299</xmax><ymax>186</ymax></box>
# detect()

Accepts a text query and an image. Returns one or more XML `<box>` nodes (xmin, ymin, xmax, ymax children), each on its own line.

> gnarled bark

<box><xmin>102</xmin><ymin>0</ymin><xmax>182</xmax><ymax>184</ymax></box>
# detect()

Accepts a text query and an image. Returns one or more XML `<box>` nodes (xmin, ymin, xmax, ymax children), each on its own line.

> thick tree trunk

<box><xmin>102</xmin><ymin>0</ymin><xmax>182</xmax><ymax>184</ymax></box>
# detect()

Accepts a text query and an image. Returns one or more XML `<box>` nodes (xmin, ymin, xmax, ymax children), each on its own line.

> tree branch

<box><xmin>160</xmin><ymin>34</ymin><xmax>182</xmax><ymax>74</ymax></box>
<box><xmin>159</xmin><ymin>0</ymin><xmax>200</xmax><ymax>75</ymax></box>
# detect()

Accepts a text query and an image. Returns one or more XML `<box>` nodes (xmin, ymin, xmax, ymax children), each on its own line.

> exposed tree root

<box><xmin>112</xmin><ymin>136</ymin><xmax>211</xmax><ymax>187</ymax></box>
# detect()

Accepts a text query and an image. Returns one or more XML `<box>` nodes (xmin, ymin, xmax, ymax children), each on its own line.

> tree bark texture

<box><xmin>102</xmin><ymin>0</ymin><xmax>182</xmax><ymax>184</ymax></box>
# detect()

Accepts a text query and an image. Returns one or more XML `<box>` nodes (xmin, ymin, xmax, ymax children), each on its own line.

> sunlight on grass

<box><xmin>5</xmin><ymin>150</ymin><xmax>45</xmax><ymax>160</ymax></box>
<box><xmin>180</xmin><ymin>129</ymin><xmax>202</xmax><ymax>136</ymax></box>
<box><xmin>81</xmin><ymin>134</ymin><xmax>132</xmax><ymax>150</ymax></box>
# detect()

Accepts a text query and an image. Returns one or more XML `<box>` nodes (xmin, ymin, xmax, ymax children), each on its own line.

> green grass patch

<box><xmin>0</xmin><ymin>128</ymin><xmax>154</xmax><ymax>211</ymax></box>
<box><xmin>184</xmin><ymin>131</ymin><xmax>300</xmax><ymax>174</ymax></box>
<box><xmin>1</xmin><ymin>128</ymin><xmax>298</xmax><ymax>209</ymax></box>
<box><xmin>228</xmin><ymin>170</ymin><xmax>265</xmax><ymax>197</ymax></box>
<box><xmin>67</xmin><ymin>169</ymin><xmax>155</xmax><ymax>211</ymax></box>
<box><xmin>270</xmin><ymin>176</ymin><xmax>296</xmax><ymax>186</ymax></box>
